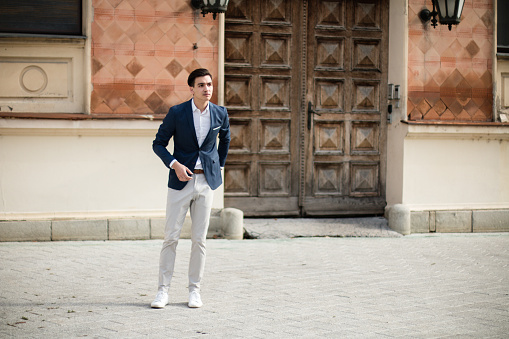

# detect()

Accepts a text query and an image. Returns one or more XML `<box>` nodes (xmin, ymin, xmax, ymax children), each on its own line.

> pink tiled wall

<box><xmin>91</xmin><ymin>0</ymin><xmax>219</xmax><ymax>115</ymax></box>
<box><xmin>407</xmin><ymin>0</ymin><xmax>493</xmax><ymax>122</ymax></box>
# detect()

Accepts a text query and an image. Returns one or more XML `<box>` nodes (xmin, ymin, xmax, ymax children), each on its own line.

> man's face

<box><xmin>190</xmin><ymin>75</ymin><xmax>213</xmax><ymax>102</ymax></box>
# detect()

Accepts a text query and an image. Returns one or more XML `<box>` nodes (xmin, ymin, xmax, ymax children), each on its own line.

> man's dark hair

<box><xmin>188</xmin><ymin>68</ymin><xmax>213</xmax><ymax>87</ymax></box>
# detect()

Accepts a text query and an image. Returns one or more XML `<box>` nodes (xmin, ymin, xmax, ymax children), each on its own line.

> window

<box><xmin>498</xmin><ymin>0</ymin><xmax>509</xmax><ymax>55</ymax></box>
<box><xmin>0</xmin><ymin>0</ymin><xmax>82</xmax><ymax>36</ymax></box>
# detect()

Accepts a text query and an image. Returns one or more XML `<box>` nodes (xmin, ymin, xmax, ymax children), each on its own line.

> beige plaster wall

<box><xmin>386</xmin><ymin>0</ymin><xmax>409</xmax><ymax>207</ymax></box>
<box><xmin>402</xmin><ymin>125</ymin><xmax>509</xmax><ymax>210</ymax></box>
<box><xmin>0</xmin><ymin>119</ymin><xmax>224</xmax><ymax>221</ymax></box>
<box><xmin>386</xmin><ymin>0</ymin><xmax>509</xmax><ymax>213</ymax></box>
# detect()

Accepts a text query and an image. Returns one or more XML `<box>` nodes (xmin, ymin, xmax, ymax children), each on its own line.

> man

<box><xmin>151</xmin><ymin>68</ymin><xmax>230</xmax><ymax>309</ymax></box>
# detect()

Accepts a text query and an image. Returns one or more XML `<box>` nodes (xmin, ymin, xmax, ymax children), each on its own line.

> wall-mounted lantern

<box><xmin>419</xmin><ymin>0</ymin><xmax>465</xmax><ymax>31</ymax></box>
<box><xmin>191</xmin><ymin>0</ymin><xmax>229</xmax><ymax>20</ymax></box>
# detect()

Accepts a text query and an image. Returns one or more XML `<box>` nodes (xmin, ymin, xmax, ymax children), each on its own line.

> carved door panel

<box><xmin>223</xmin><ymin>0</ymin><xmax>303</xmax><ymax>216</ymax></box>
<box><xmin>302</xmin><ymin>0</ymin><xmax>388</xmax><ymax>215</ymax></box>
<box><xmin>224</xmin><ymin>0</ymin><xmax>388</xmax><ymax>216</ymax></box>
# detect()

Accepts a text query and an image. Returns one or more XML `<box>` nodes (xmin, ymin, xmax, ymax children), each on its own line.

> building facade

<box><xmin>0</xmin><ymin>0</ymin><xmax>508</xmax><ymax>241</ymax></box>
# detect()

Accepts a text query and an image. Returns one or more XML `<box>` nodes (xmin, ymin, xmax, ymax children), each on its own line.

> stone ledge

<box><xmin>410</xmin><ymin>209</ymin><xmax>509</xmax><ymax>233</ymax></box>
<box><xmin>0</xmin><ymin>221</ymin><xmax>51</xmax><ymax>241</ymax></box>
<box><xmin>436</xmin><ymin>211</ymin><xmax>472</xmax><ymax>233</ymax></box>
<box><xmin>409</xmin><ymin>211</ymin><xmax>430</xmax><ymax>233</ymax></box>
<box><xmin>109</xmin><ymin>219</ymin><xmax>150</xmax><ymax>240</ymax></box>
<box><xmin>0</xmin><ymin>208</ymin><xmax>244</xmax><ymax>242</ymax></box>
<box><xmin>473</xmin><ymin>210</ymin><xmax>509</xmax><ymax>232</ymax></box>
<box><xmin>52</xmin><ymin>220</ymin><xmax>108</xmax><ymax>241</ymax></box>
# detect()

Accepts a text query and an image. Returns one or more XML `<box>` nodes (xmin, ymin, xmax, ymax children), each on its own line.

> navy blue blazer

<box><xmin>153</xmin><ymin>99</ymin><xmax>230</xmax><ymax>191</ymax></box>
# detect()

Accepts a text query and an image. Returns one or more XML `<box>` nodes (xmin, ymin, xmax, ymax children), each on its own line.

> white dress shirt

<box><xmin>169</xmin><ymin>99</ymin><xmax>211</xmax><ymax>170</ymax></box>
<box><xmin>191</xmin><ymin>99</ymin><xmax>211</xmax><ymax>170</ymax></box>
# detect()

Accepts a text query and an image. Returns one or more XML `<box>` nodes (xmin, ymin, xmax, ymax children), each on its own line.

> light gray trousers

<box><xmin>158</xmin><ymin>174</ymin><xmax>214</xmax><ymax>293</ymax></box>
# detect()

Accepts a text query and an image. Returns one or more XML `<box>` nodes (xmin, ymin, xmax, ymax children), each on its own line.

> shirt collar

<box><xmin>191</xmin><ymin>99</ymin><xmax>210</xmax><ymax>115</ymax></box>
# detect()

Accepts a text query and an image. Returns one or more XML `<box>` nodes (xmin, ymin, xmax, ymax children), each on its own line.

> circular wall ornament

<box><xmin>20</xmin><ymin>66</ymin><xmax>48</xmax><ymax>94</ymax></box>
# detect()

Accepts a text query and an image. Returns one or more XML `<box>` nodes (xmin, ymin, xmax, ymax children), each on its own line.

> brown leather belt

<box><xmin>194</xmin><ymin>169</ymin><xmax>205</xmax><ymax>174</ymax></box>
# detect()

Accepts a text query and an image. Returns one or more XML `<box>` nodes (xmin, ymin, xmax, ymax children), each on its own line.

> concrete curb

<box><xmin>0</xmin><ymin>208</ymin><xmax>244</xmax><ymax>242</ymax></box>
<box><xmin>2</xmin><ymin>208</ymin><xmax>508</xmax><ymax>241</ymax></box>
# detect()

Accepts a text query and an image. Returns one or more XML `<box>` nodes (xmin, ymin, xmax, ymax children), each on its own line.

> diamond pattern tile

<box><xmin>407</xmin><ymin>0</ymin><xmax>493</xmax><ymax>122</ymax></box>
<box><xmin>91</xmin><ymin>0</ymin><xmax>219</xmax><ymax>114</ymax></box>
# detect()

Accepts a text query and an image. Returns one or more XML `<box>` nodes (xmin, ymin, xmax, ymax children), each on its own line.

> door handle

<box><xmin>307</xmin><ymin>101</ymin><xmax>321</xmax><ymax>130</ymax></box>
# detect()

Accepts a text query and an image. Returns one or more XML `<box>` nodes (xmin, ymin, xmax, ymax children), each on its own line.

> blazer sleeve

<box><xmin>152</xmin><ymin>108</ymin><xmax>176</xmax><ymax>168</ymax></box>
<box><xmin>217</xmin><ymin>107</ymin><xmax>231</xmax><ymax>168</ymax></box>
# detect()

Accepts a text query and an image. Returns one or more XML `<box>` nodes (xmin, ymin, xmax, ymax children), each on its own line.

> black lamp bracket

<box><xmin>190</xmin><ymin>0</ymin><xmax>224</xmax><ymax>20</ymax></box>
<box><xmin>419</xmin><ymin>0</ymin><xmax>461</xmax><ymax>31</ymax></box>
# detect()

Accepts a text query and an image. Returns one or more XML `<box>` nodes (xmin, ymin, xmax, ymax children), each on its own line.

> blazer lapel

<box><xmin>185</xmin><ymin>100</ymin><xmax>199</xmax><ymax>146</ymax></box>
<box><xmin>202</xmin><ymin>104</ymin><xmax>220</xmax><ymax>144</ymax></box>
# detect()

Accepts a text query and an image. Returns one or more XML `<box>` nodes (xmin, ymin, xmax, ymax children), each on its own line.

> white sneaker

<box><xmin>151</xmin><ymin>291</ymin><xmax>169</xmax><ymax>308</ymax></box>
<box><xmin>188</xmin><ymin>290</ymin><xmax>203</xmax><ymax>308</ymax></box>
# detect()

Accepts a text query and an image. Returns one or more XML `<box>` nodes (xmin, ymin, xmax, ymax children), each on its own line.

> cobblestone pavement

<box><xmin>1</xmin><ymin>234</ymin><xmax>508</xmax><ymax>338</ymax></box>
<box><xmin>243</xmin><ymin>217</ymin><xmax>400</xmax><ymax>239</ymax></box>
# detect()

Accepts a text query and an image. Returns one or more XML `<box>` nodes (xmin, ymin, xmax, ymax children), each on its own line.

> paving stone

<box><xmin>108</xmin><ymin>219</ymin><xmax>150</xmax><ymax>240</ymax></box>
<box><xmin>410</xmin><ymin>211</ymin><xmax>430</xmax><ymax>233</ymax></box>
<box><xmin>0</xmin><ymin>234</ymin><xmax>508</xmax><ymax>337</ymax></box>
<box><xmin>0</xmin><ymin>221</ymin><xmax>51</xmax><ymax>242</ymax></box>
<box><xmin>51</xmin><ymin>219</ymin><xmax>107</xmax><ymax>241</ymax></box>
<box><xmin>473</xmin><ymin>210</ymin><xmax>509</xmax><ymax>232</ymax></box>
<box><xmin>243</xmin><ymin>217</ymin><xmax>401</xmax><ymax>238</ymax></box>
<box><xmin>435</xmin><ymin>211</ymin><xmax>472</xmax><ymax>233</ymax></box>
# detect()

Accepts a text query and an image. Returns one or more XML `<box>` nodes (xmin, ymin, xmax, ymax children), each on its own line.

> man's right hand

<box><xmin>172</xmin><ymin>162</ymin><xmax>193</xmax><ymax>182</ymax></box>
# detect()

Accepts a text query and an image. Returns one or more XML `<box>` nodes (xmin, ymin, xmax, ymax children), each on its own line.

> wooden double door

<box><xmin>223</xmin><ymin>0</ymin><xmax>388</xmax><ymax>216</ymax></box>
